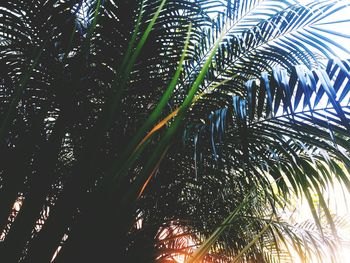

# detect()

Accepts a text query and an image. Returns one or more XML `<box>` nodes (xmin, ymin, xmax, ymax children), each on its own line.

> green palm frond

<box><xmin>182</xmin><ymin>0</ymin><xmax>350</xmax><ymax>111</ymax></box>
<box><xmin>179</xmin><ymin>57</ymin><xmax>350</xmax><ymax>261</ymax></box>
<box><xmin>1</xmin><ymin>0</ymin><xmax>350</xmax><ymax>262</ymax></box>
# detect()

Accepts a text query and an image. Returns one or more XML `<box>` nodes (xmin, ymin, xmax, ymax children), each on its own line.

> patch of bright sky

<box><xmin>299</xmin><ymin>0</ymin><xmax>350</xmax><ymax>59</ymax></box>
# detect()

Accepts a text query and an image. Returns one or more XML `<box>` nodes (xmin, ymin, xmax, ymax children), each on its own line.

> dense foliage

<box><xmin>1</xmin><ymin>0</ymin><xmax>350</xmax><ymax>262</ymax></box>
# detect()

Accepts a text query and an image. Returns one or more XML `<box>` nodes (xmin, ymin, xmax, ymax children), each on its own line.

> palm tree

<box><xmin>0</xmin><ymin>0</ymin><xmax>350</xmax><ymax>262</ymax></box>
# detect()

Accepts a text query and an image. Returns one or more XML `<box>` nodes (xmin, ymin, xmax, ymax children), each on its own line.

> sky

<box><xmin>299</xmin><ymin>0</ymin><xmax>350</xmax><ymax>59</ymax></box>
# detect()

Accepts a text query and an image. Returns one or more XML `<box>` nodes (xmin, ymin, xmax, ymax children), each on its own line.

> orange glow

<box><xmin>0</xmin><ymin>196</ymin><xmax>24</xmax><ymax>241</ymax></box>
<box><xmin>134</xmin><ymin>108</ymin><xmax>179</xmax><ymax>155</ymax></box>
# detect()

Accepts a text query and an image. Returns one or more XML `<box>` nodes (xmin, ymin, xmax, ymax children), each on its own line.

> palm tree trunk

<box><xmin>0</xmin><ymin>113</ymin><xmax>69</xmax><ymax>262</ymax></box>
<box><xmin>0</xmin><ymin>113</ymin><xmax>46</xmax><ymax>232</ymax></box>
<box><xmin>50</xmin><ymin>181</ymin><xmax>135</xmax><ymax>262</ymax></box>
<box><xmin>23</xmin><ymin>168</ymin><xmax>93</xmax><ymax>263</ymax></box>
